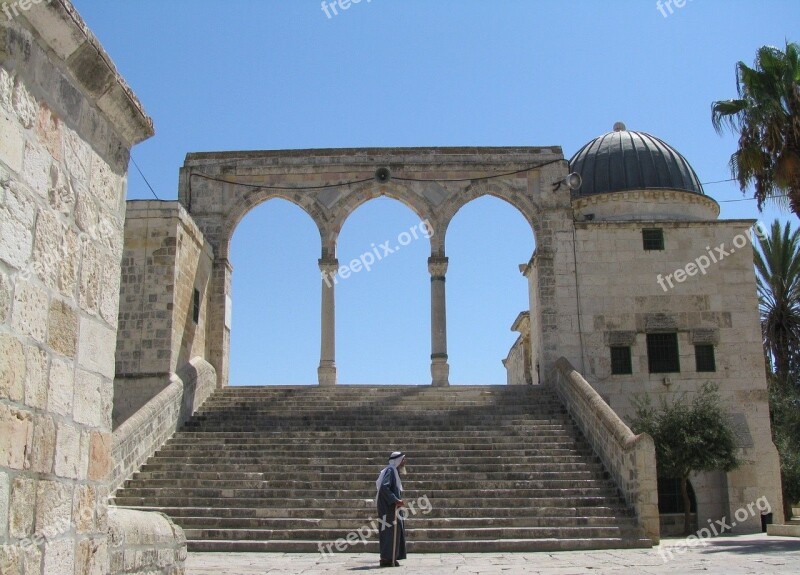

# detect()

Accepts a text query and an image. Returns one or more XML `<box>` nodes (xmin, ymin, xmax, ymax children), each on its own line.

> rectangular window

<box><xmin>695</xmin><ymin>344</ymin><xmax>716</xmax><ymax>372</ymax></box>
<box><xmin>192</xmin><ymin>288</ymin><xmax>200</xmax><ymax>324</ymax></box>
<box><xmin>642</xmin><ymin>228</ymin><xmax>665</xmax><ymax>251</ymax></box>
<box><xmin>610</xmin><ymin>346</ymin><xmax>632</xmax><ymax>375</ymax></box>
<box><xmin>647</xmin><ymin>333</ymin><xmax>680</xmax><ymax>373</ymax></box>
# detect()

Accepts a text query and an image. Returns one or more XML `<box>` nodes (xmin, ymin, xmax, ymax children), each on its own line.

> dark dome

<box><xmin>569</xmin><ymin>123</ymin><xmax>704</xmax><ymax>198</ymax></box>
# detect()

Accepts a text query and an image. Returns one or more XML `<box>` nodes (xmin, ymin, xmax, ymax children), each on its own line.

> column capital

<box><xmin>318</xmin><ymin>257</ymin><xmax>339</xmax><ymax>274</ymax></box>
<box><xmin>428</xmin><ymin>256</ymin><xmax>449</xmax><ymax>278</ymax></box>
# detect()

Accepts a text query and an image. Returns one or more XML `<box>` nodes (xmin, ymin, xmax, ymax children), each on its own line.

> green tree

<box><xmin>711</xmin><ymin>41</ymin><xmax>800</xmax><ymax>216</ymax></box>
<box><xmin>753</xmin><ymin>220</ymin><xmax>800</xmax><ymax>380</ymax></box>
<box><xmin>631</xmin><ymin>383</ymin><xmax>740</xmax><ymax>536</ymax></box>
<box><xmin>770</xmin><ymin>373</ymin><xmax>800</xmax><ymax>521</ymax></box>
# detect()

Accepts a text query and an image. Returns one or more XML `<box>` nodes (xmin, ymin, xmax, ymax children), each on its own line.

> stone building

<box><xmin>0</xmin><ymin>2</ymin><xmax>186</xmax><ymax>574</ymax></box>
<box><xmin>509</xmin><ymin>123</ymin><xmax>783</xmax><ymax>534</ymax></box>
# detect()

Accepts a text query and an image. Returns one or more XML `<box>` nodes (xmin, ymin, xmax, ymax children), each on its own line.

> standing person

<box><xmin>376</xmin><ymin>451</ymin><xmax>408</xmax><ymax>567</ymax></box>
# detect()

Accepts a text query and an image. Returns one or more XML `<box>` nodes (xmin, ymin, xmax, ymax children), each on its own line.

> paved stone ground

<box><xmin>187</xmin><ymin>534</ymin><xmax>800</xmax><ymax>574</ymax></box>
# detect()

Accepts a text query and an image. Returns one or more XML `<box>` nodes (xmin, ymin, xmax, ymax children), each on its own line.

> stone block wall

<box><xmin>0</xmin><ymin>2</ymin><xmax>184</xmax><ymax>574</ymax></box>
<box><xmin>570</xmin><ymin>219</ymin><xmax>783</xmax><ymax>532</ymax></box>
<box><xmin>114</xmin><ymin>201</ymin><xmax>213</xmax><ymax>426</ymax></box>
<box><xmin>110</xmin><ymin>358</ymin><xmax>216</xmax><ymax>493</ymax></box>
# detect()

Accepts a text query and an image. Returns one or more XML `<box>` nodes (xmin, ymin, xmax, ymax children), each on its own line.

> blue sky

<box><xmin>71</xmin><ymin>0</ymin><xmax>798</xmax><ymax>385</ymax></box>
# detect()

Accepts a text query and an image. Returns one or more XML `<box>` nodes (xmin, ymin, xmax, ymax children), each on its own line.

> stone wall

<box><xmin>114</xmin><ymin>201</ymin><xmax>213</xmax><ymax>425</ymax></box>
<box><xmin>571</xmin><ymin>219</ymin><xmax>784</xmax><ymax>532</ymax></box>
<box><xmin>0</xmin><ymin>2</ymin><xmax>184</xmax><ymax>574</ymax></box>
<box><xmin>503</xmin><ymin>311</ymin><xmax>532</xmax><ymax>385</ymax></box>
<box><xmin>552</xmin><ymin>358</ymin><xmax>660</xmax><ymax>542</ymax></box>
<box><xmin>110</xmin><ymin>358</ymin><xmax>216</xmax><ymax>493</ymax></box>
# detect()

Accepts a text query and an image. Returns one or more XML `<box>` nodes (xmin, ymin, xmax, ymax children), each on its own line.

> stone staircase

<box><xmin>112</xmin><ymin>385</ymin><xmax>653</xmax><ymax>552</ymax></box>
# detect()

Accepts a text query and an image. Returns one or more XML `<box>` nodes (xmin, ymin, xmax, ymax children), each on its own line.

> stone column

<box><xmin>429</xmin><ymin>257</ymin><xmax>450</xmax><ymax>386</ymax></box>
<box><xmin>318</xmin><ymin>258</ymin><xmax>339</xmax><ymax>386</ymax></box>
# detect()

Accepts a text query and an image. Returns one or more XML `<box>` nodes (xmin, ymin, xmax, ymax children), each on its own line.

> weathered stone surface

<box><xmin>77</xmin><ymin>316</ymin><xmax>116</xmax><ymax>379</ymax></box>
<box><xmin>12</xmin><ymin>79</ymin><xmax>37</xmax><ymax>130</ymax></box>
<box><xmin>47</xmin><ymin>359</ymin><xmax>74</xmax><ymax>417</ymax></box>
<box><xmin>0</xmin><ymin>334</ymin><xmax>26</xmax><ymax>401</ymax></box>
<box><xmin>75</xmin><ymin>537</ymin><xmax>108</xmax><ymax>575</ymax></box>
<box><xmin>47</xmin><ymin>299</ymin><xmax>78</xmax><ymax>358</ymax></box>
<box><xmin>35</xmin><ymin>480</ymin><xmax>72</xmax><ymax>536</ymax></box>
<box><xmin>0</xmin><ymin>269</ymin><xmax>10</xmax><ymax>323</ymax></box>
<box><xmin>37</xmin><ymin>103</ymin><xmax>63</xmax><ymax>162</ymax></box>
<box><xmin>11</xmin><ymin>281</ymin><xmax>48</xmax><ymax>343</ymax></box>
<box><xmin>8</xmin><ymin>476</ymin><xmax>36</xmax><ymax>538</ymax></box>
<box><xmin>43</xmin><ymin>538</ymin><xmax>75</xmax><ymax>575</ymax></box>
<box><xmin>25</xmin><ymin>344</ymin><xmax>49</xmax><ymax>410</ymax></box>
<box><xmin>30</xmin><ymin>413</ymin><xmax>56</xmax><ymax>474</ymax></box>
<box><xmin>0</xmin><ymin>471</ymin><xmax>9</xmax><ymax>539</ymax></box>
<box><xmin>73</xmin><ymin>484</ymin><xmax>96</xmax><ymax>533</ymax></box>
<box><xmin>0</xmin><ymin>110</ymin><xmax>24</xmax><ymax>173</ymax></box>
<box><xmin>88</xmin><ymin>431</ymin><xmax>111</xmax><ymax>481</ymax></box>
<box><xmin>23</xmin><ymin>141</ymin><xmax>51</xmax><ymax>198</ymax></box>
<box><xmin>54</xmin><ymin>421</ymin><xmax>81</xmax><ymax>479</ymax></box>
<box><xmin>74</xmin><ymin>369</ymin><xmax>107</xmax><ymax>428</ymax></box>
<box><xmin>0</xmin><ymin>404</ymin><xmax>33</xmax><ymax>470</ymax></box>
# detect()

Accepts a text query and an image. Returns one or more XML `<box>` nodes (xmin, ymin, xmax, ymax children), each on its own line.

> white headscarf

<box><xmin>375</xmin><ymin>451</ymin><xmax>405</xmax><ymax>501</ymax></box>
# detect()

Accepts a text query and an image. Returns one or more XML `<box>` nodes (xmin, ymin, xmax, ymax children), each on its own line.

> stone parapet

<box><xmin>110</xmin><ymin>358</ymin><xmax>216</xmax><ymax>493</ymax></box>
<box><xmin>551</xmin><ymin>358</ymin><xmax>660</xmax><ymax>543</ymax></box>
<box><xmin>108</xmin><ymin>508</ymin><xmax>185</xmax><ymax>575</ymax></box>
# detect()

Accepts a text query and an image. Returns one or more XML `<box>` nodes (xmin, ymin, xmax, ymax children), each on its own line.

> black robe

<box><xmin>377</xmin><ymin>466</ymin><xmax>407</xmax><ymax>562</ymax></box>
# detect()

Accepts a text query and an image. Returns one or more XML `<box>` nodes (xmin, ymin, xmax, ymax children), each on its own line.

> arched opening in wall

<box><xmin>229</xmin><ymin>199</ymin><xmax>321</xmax><ymax>385</ymax></box>
<box><xmin>446</xmin><ymin>196</ymin><xmax>535</xmax><ymax>385</ymax></box>
<box><xmin>337</xmin><ymin>198</ymin><xmax>430</xmax><ymax>384</ymax></box>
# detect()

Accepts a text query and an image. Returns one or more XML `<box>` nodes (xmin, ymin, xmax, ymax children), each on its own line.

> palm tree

<box><xmin>753</xmin><ymin>220</ymin><xmax>800</xmax><ymax>381</ymax></box>
<box><xmin>712</xmin><ymin>42</ymin><xmax>800</xmax><ymax>216</ymax></box>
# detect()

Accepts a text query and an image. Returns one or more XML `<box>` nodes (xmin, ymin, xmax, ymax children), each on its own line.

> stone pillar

<box><xmin>209</xmin><ymin>258</ymin><xmax>233</xmax><ymax>388</ymax></box>
<box><xmin>429</xmin><ymin>257</ymin><xmax>450</xmax><ymax>386</ymax></box>
<box><xmin>318</xmin><ymin>258</ymin><xmax>339</xmax><ymax>386</ymax></box>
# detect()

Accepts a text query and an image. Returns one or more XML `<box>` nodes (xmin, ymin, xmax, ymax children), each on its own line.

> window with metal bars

<box><xmin>646</xmin><ymin>333</ymin><xmax>680</xmax><ymax>373</ymax></box>
<box><xmin>642</xmin><ymin>228</ymin><xmax>664</xmax><ymax>250</ymax></box>
<box><xmin>695</xmin><ymin>344</ymin><xmax>716</xmax><ymax>372</ymax></box>
<box><xmin>610</xmin><ymin>346</ymin><xmax>632</xmax><ymax>375</ymax></box>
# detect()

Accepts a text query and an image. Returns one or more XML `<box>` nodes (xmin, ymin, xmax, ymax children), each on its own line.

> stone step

<box><xmin>161</xmin><ymin>515</ymin><xmax>636</xmax><ymax>530</ymax></box>
<box><xmin>181</xmin><ymin>525</ymin><xmax>639</xmax><ymax>542</ymax></box>
<box><xmin>138</xmin><ymin>462</ymin><xmax>606</xmax><ymax>474</ymax></box>
<box><xmin>187</xmin><ymin>537</ymin><xmax>653</xmax><ymax>553</ymax></box>
<box><xmin>122</xmin><ymin>478</ymin><xmax>616</xmax><ymax>491</ymax></box>
<box><xmin>132</xmin><ymin>470</ymin><xmax>601</xmax><ymax>482</ymax></box>
<box><xmin>122</xmin><ymin>505</ymin><xmax>631</xmax><ymax>520</ymax></box>
<box><xmin>112</xmin><ymin>496</ymin><xmax>622</xmax><ymax>509</ymax></box>
<box><xmin>116</xmin><ymin>384</ymin><xmax>650</xmax><ymax>552</ymax></box>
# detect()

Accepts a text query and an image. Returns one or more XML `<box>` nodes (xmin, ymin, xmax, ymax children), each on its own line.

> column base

<box><xmin>318</xmin><ymin>364</ymin><xmax>337</xmax><ymax>387</ymax></box>
<box><xmin>431</xmin><ymin>357</ymin><xmax>450</xmax><ymax>387</ymax></box>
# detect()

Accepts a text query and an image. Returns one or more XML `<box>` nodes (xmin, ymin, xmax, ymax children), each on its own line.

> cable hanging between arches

<box><xmin>188</xmin><ymin>158</ymin><xmax>568</xmax><ymax>192</ymax></box>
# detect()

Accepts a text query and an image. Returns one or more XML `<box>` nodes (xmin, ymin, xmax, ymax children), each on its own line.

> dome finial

<box><xmin>613</xmin><ymin>122</ymin><xmax>626</xmax><ymax>132</ymax></box>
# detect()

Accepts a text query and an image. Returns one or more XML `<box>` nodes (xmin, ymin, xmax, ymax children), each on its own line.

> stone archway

<box><xmin>178</xmin><ymin>148</ymin><xmax>578</xmax><ymax>388</ymax></box>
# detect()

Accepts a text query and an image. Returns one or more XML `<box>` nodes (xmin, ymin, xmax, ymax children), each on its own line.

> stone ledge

<box><xmin>10</xmin><ymin>0</ymin><xmax>153</xmax><ymax>146</ymax></box>
<box><xmin>767</xmin><ymin>523</ymin><xmax>800</xmax><ymax>537</ymax></box>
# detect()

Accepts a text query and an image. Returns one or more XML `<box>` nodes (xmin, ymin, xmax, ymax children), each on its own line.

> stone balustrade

<box><xmin>551</xmin><ymin>357</ymin><xmax>660</xmax><ymax>543</ymax></box>
<box><xmin>110</xmin><ymin>358</ymin><xmax>216</xmax><ymax>493</ymax></box>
